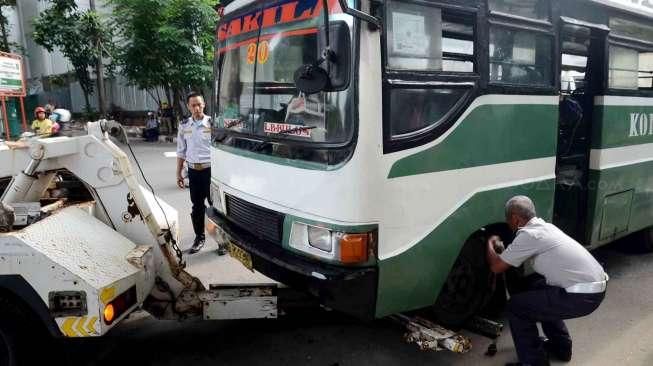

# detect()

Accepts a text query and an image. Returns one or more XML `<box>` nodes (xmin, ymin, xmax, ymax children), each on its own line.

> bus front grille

<box><xmin>225</xmin><ymin>194</ymin><xmax>284</xmax><ymax>245</ymax></box>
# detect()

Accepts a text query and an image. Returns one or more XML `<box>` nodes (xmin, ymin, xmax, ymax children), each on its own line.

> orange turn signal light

<box><xmin>103</xmin><ymin>304</ymin><xmax>115</xmax><ymax>324</ymax></box>
<box><xmin>339</xmin><ymin>233</ymin><xmax>369</xmax><ymax>264</ymax></box>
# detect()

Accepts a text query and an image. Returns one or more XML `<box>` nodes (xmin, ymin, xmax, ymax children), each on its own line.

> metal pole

<box><xmin>1</xmin><ymin>96</ymin><xmax>9</xmax><ymax>141</ymax></box>
<box><xmin>19</xmin><ymin>96</ymin><xmax>26</xmax><ymax>131</ymax></box>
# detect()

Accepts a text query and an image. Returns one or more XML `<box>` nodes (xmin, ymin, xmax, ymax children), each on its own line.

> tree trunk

<box><xmin>95</xmin><ymin>52</ymin><xmax>106</xmax><ymax>115</ymax></box>
<box><xmin>173</xmin><ymin>87</ymin><xmax>183</xmax><ymax>121</ymax></box>
<box><xmin>82</xmin><ymin>90</ymin><xmax>92</xmax><ymax>115</ymax></box>
<box><xmin>89</xmin><ymin>0</ymin><xmax>106</xmax><ymax>116</ymax></box>
<box><xmin>0</xmin><ymin>7</ymin><xmax>9</xmax><ymax>52</ymax></box>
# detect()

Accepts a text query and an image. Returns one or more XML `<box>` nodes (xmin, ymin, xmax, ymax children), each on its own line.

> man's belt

<box><xmin>188</xmin><ymin>162</ymin><xmax>211</xmax><ymax>171</ymax></box>
<box><xmin>565</xmin><ymin>274</ymin><xmax>609</xmax><ymax>294</ymax></box>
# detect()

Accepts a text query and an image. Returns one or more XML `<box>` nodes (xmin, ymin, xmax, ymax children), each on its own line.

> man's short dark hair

<box><xmin>186</xmin><ymin>92</ymin><xmax>204</xmax><ymax>103</ymax></box>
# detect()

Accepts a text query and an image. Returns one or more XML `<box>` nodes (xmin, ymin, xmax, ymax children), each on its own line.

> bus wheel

<box><xmin>431</xmin><ymin>233</ymin><xmax>495</xmax><ymax>328</ymax></box>
<box><xmin>626</xmin><ymin>227</ymin><xmax>653</xmax><ymax>253</ymax></box>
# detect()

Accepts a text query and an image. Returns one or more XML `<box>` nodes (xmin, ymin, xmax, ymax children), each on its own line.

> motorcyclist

<box><xmin>31</xmin><ymin>107</ymin><xmax>54</xmax><ymax>137</ymax></box>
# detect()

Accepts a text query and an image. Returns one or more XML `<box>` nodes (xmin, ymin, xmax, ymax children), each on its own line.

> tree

<box><xmin>110</xmin><ymin>0</ymin><xmax>218</xmax><ymax>117</ymax></box>
<box><xmin>33</xmin><ymin>0</ymin><xmax>114</xmax><ymax>114</ymax></box>
<box><xmin>0</xmin><ymin>0</ymin><xmax>17</xmax><ymax>53</ymax></box>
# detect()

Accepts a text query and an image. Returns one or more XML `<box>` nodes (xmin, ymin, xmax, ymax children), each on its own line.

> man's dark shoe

<box><xmin>189</xmin><ymin>236</ymin><xmax>205</xmax><ymax>254</ymax></box>
<box><xmin>506</xmin><ymin>356</ymin><xmax>550</xmax><ymax>366</ymax></box>
<box><xmin>506</xmin><ymin>361</ymin><xmax>549</xmax><ymax>366</ymax></box>
<box><xmin>217</xmin><ymin>243</ymin><xmax>228</xmax><ymax>256</ymax></box>
<box><xmin>543</xmin><ymin>339</ymin><xmax>572</xmax><ymax>362</ymax></box>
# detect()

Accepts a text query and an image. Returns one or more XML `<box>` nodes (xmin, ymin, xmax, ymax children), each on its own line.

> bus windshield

<box><xmin>214</xmin><ymin>0</ymin><xmax>353</xmax><ymax>146</ymax></box>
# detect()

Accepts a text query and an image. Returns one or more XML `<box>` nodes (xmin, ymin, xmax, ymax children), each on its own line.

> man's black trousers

<box><xmin>188</xmin><ymin>167</ymin><xmax>211</xmax><ymax>238</ymax></box>
<box><xmin>507</xmin><ymin>276</ymin><xmax>605</xmax><ymax>365</ymax></box>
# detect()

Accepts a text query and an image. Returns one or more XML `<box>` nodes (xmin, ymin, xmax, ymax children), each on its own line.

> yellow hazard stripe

<box><xmin>59</xmin><ymin>316</ymin><xmax>99</xmax><ymax>337</ymax></box>
<box><xmin>61</xmin><ymin>317</ymin><xmax>77</xmax><ymax>337</ymax></box>
<box><xmin>75</xmin><ymin>316</ymin><xmax>89</xmax><ymax>337</ymax></box>
<box><xmin>100</xmin><ymin>286</ymin><xmax>116</xmax><ymax>305</ymax></box>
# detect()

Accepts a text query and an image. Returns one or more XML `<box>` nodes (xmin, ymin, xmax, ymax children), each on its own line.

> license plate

<box><xmin>228</xmin><ymin>242</ymin><xmax>253</xmax><ymax>271</ymax></box>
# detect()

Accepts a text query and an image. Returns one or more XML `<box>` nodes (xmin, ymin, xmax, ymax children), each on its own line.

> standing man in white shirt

<box><xmin>486</xmin><ymin>196</ymin><xmax>607</xmax><ymax>366</ymax></box>
<box><xmin>176</xmin><ymin>92</ymin><xmax>227</xmax><ymax>255</ymax></box>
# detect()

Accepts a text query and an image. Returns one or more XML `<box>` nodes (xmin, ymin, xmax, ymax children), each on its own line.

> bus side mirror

<box><xmin>319</xmin><ymin>21</ymin><xmax>351</xmax><ymax>91</ymax></box>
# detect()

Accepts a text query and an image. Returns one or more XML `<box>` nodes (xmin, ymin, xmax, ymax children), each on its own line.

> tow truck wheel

<box><xmin>431</xmin><ymin>233</ymin><xmax>495</xmax><ymax>328</ymax></box>
<box><xmin>0</xmin><ymin>323</ymin><xmax>17</xmax><ymax>366</ymax></box>
<box><xmin>0</xmin><ymin>298</ymin><xmax>25</xmax><ymax>366</ymax></box>
<box><xmin>0</xmin><ymin>296</ymin><xmax>51</xmax><ymax>366</ymax></box>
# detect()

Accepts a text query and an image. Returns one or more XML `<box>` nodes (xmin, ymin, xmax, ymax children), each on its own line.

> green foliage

<box><xmin>32</xmin><ymin>0</ymin><xmax>114</xmax><ymax>112</ymax></box>
<box><xmin>110</xmin><ymin>0</ymin><xmax>218</xmax><ymax>107</ymax></box>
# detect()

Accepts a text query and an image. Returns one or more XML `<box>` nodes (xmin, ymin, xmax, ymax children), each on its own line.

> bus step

<box><xmin>390</xmin><ymin>314</ymin><xmax>472</xmax><ymax>353</ymax></box>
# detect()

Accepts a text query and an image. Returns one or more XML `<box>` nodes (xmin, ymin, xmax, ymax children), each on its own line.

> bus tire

<box><xmin>431</xmin><ymin>232</ymin><xmax>495</xmax><ymax>328</ymax></box>
<box><xmin>627</xmin><ymin>226</ymin><xmax>653</xmax><ymax>253</ymax></box>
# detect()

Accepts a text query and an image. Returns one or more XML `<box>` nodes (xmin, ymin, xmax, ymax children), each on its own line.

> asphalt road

<box><xmin>66</xmin><ymin>141</ymin><xmax>653</xmax><ymax>366</ymax></box>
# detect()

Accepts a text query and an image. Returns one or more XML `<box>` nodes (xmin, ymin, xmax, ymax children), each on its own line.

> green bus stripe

<box><xmin>375</xmin><ymin>179</ymin><xmax>555</xmax><ymax>317</ymax></box>
<box><xmin>592</xmin><ymin>105</ymin><xmax>653</xmax><ymax>149</ymax></box>
<box><xmin>388</xmin><ymin>104</ymin><xmax>558</xmax><ymax>178</ymax></box>
<box><xmin>586</xmin><ymin>159</ymin><xmax>653</xmax><ymax>247</ymax></box>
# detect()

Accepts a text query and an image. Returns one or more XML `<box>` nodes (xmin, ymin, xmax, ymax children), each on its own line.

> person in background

<box><xmin>144</xmin><ymin>111</ymin><xmax>160</xmax><ymax>142</ymax></box>
<box><xmin>176</xmin><ymin>92</ymin><xmax>227</xmax><ymax>255</ymax></box>
<box><xmin>160</xmin><ymin>101</ymin><xmax>174</xmax><ymax>135</ymax></box>
<box><xmin>44</xmin><ymin>101</ymin><xmax>56</xmax><ymax>118</ymax></box>
<box><xmin>31</xmin><ymin>107</ymin><xmax>54</xmax><ymax>137</ymax></box>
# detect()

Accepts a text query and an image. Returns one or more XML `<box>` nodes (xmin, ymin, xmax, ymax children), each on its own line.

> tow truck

<box><xmin>0</xmin><ymin>122</ymin><xmax>500</xmax><ymax>365</ymax></box>
<box><xmin>0</xmin><ymin>122</ymin><xmax>280</xmax><ymax>365</ymax></box>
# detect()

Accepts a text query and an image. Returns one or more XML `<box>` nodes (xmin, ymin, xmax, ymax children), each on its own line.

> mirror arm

<box><xmin>338</xmin><ymin>0</ymin><xmax>381</xmax><ymax>30</ymax></box>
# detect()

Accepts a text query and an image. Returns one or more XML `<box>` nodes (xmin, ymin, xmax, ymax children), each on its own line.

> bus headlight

<box><xmin>307</xmin><ymin>225</ymin><xmax>335</xmax><ymax>252</ymax></box>
<box><xmin>291</xmin><ymin>223</ymin><xmax>336</xmax><ymax>256</ymax></box>
<box><xmin>289</xmin><ymin>222</ymin><xmax>372</xmax><ymax>264</ymax></box>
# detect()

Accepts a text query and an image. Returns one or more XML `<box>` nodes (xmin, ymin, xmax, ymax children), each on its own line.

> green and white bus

<box><xmin>207</xmin><ymin>0</ymin><xmax>653</xmax><ymax>323</ymax></box>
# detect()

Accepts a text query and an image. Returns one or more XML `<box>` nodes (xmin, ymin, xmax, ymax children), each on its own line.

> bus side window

<box><xmin>608</xmin><ymin>17</ymin><xmax>653</xmax><ymax>91</ymax></box>
<box><xmin>383</xmin><ymin>1</ymin><xmax>476</xmax><ymax>145</ymax></box>
<box><xmin>389</xmin><ymin>88</ymin><xmax>468</xmax><ymax>137</ymax></box>
<box><xmin>489</xmin><ymin>27</ymin><xmax>553</xmax><ymax>86</ymax></box>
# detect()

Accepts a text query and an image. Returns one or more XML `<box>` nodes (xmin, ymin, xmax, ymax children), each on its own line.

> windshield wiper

<box><xmin>252</xmin><ymin>140</ymin><xmax>273</xmax><ymax>152</ymax></box>
<box><xmin>276</xmin><ymin>126</ymin><xmax>317</xmax><ymax>135</ymax></box>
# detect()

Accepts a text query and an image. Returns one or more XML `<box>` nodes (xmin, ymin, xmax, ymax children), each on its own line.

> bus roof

<box><xmin>220</xmin><ymin>0</ymin><xmax>653</xmax><ymax>19</ymax></box>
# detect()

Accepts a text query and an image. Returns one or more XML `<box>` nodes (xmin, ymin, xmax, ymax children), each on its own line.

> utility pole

<box><xmin>89</xmin><ymin>0</ymin><xmax>106</xmax><ymax>115</ymax></box>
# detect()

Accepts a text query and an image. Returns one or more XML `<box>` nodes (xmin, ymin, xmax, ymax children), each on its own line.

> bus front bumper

<box><xmin>206</xmin><ymin>208</ymin><xmax>378</xmax><ymax>319</ymax></box>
